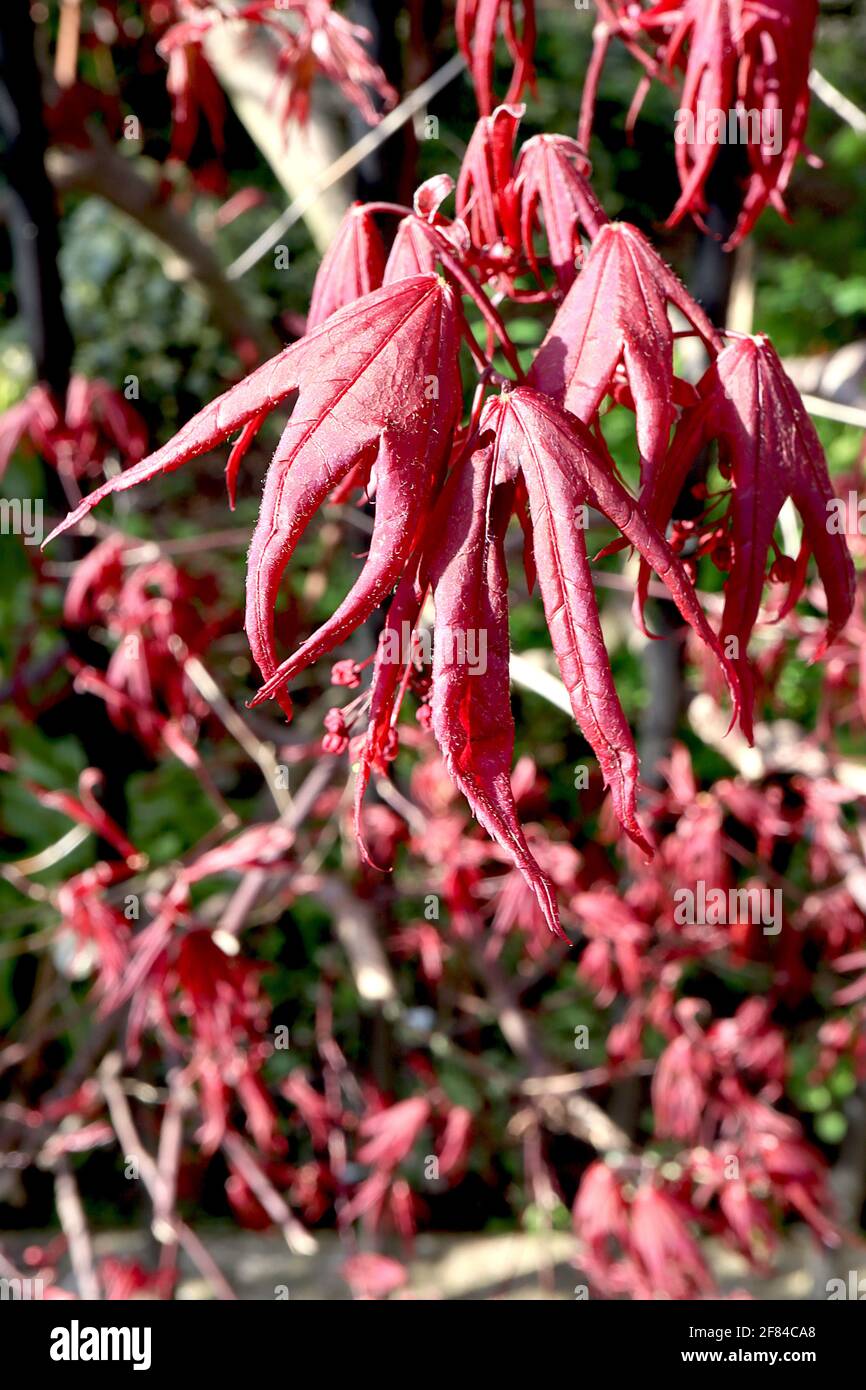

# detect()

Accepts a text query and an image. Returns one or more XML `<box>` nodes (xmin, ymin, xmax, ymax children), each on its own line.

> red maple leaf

<box><xmin>160</xmin><ymin>1</ymin><xmax>396</xmax><ymax>135</ymax></box>
<box><xmin>306</xmin><ymin>202</ymin><xmax>386</xmax><ymax>329</ymax></box>
<box><xmin>638</xmin><ymin>334</ymin><xmax>857</xmax><ymax>733</ymax></box>
<box><xmin>46</xmin><ymin>276</ymin><xmax>462</xmax><ymax>721</ymax></box>
<box><xmin>158</xmin><ymin>17</ymin><xmax>227</xmax><ymax>164</ymax></box>
<box><xmin>480</xmin><ymin>390</ymin><xmax>740</xmax><ymax>833</ymax></box>
<box><xmin>530</xmin><ymin>221</ymin><xmax>720</xmax><ymax>483</ymax></box>
<box><xmin>0</xmin><ymin>377</ymin><xmax>147</xmax><ymax>481</ymax></box>
<box><xmin>514</xmin><ymin>132</ymin><xmax>608</xmax><ymax>293</ymax></box>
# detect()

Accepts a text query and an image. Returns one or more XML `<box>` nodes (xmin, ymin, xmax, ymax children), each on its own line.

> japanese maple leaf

<box><xmin>15</xmin><ymin>765</ymin><xmax>141</xmax><ymax>867</ymax></box>
<box><xmin>652</xmin><ymin>0</ymin><xmax>740</xmax><ymax>232</ymax></box>
<box><xmin>454</xmin><ymin>111</ymin><xmax>607</xmax><ymax>298</ymax></box>
<box><xmin>652</xmin><ymin>0</ymin><xmax>818</xmax><ymax>243</ymax></box>
<box><xmin>629</xmin><ymin>1184</ymin><xmax>715</xmax><ymax>1299</ymax></box>
<box><xmin>375</xmin><ymin>196</ymin><xmax>523</xmax><ymax>377</ymax></box>
<box><xmin>456</xmin><ymin>0</ymin><xmax>536</xmax><ymax>116</ymax></box>
<box><xmin>455</xmin><ymin>106</ymin><xmax>524</xmax><ymax>280</ymax></box>
<box><xmin>383</xmin><ymin>214</ymin><xmax>451</xmax><ymax>280</ymax></box>
<box><xmin>529</xmin><ymin>222</ymin><xmax>721</xmax><ymax>485</ymax></box>
<box><xmin>426</xmin><ymin>388</ymin><xmax>740</xmax><ymax>934</ymax></box>
<box><xmin>494</xmin><ymin>389</ymin><xmax>740</xmax><ymax>841</ymax></box>
<box><xmin>0</xmin><ymin>386</ymin><xmax>58</xmax><ymax>479</ymax></box>
<box><xmin>514</xmin><ymin>133</ymin><xmax>608</xmax><ymax>292</ymax></box>
<box><xmin>639</xmin><ymin>335</ymin><xmax>856</xmax><ymax>732</ymax></box>
<box><xmin>182</xmin><ymin>822</ymin><xmax>296</xmax><ymax>884</ymax></box>
<box><xmin>158</xmin><ymin>18</ymin><xmax>227</xmax><ymax>163</ymax></box>
<box><xmin>159</xmin><ymin>2</ymin><xmax>395</xmax><ymax>134</ymax></box>
<box><xmin>56</xmin><ymin>864</ymin><xmax>134</xmax><ymax>998</ymax></box>
<box><xmin>1</xmin><ymin>377</ymin><xmax>147</xmax><ymax>481</ymax></box>
<box><xmin>243</xmin><ymin>0</ymin><xmax>397</xmax><ymax>128</ymax></box>
<box><xmin>733</xmin><ymin>0</ymin><xmax>819</xmax><ymax>245</ymax></box>
<box><xmin>356</xmin><ymin>1097</ymin><xmax>431</xmax><ymax>1169</ymax></box>
<box><xmin>46</xmin><ymin>276</ymin><xmax>462</xmax><ymax>719</ymax></box>
<box><xmin>382</xmin><ymin>178</ymin><xmax>472</xmax><ymax>283</ymax></box>
<box><xmin>62</xmin><ymin>534</ymin><xmax>127</xmax><ymax>628</ymax></box>
<box><xmin>426</xmin><ymin>430</ymin><xmax>564</xmax><ymax>936</ymax></box>
<box><xmin>353</xmin><ymin>564</ymin><xmax>426</xmax><ymax>864</ymax></box>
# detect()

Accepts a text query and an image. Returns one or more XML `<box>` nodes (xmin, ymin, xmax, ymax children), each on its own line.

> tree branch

<box><xmin>46</xmin><ymin>139</ymin><xmax>278</xmax><ymax>358</ymax></box>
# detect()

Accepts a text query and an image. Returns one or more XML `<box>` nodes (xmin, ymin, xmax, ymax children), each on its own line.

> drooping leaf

<box><xmin>307</xmin><ymin>202</ymin><xmax>386</xmax><ymax>329</ymax></box>
<box><xmin>456</xmin><ymin>0</ymin><xmax>536</xmax><ymax>116</ymax></box>
<box><xmin>514</xmin><ymin>133</ymin><xmax>608</xmax><ymax>292</ymax></box>
<box><xmin>582</xmin><ymin>0</ymin><xmax>819</xmax><ymax>246</ymax></box>
<box><xmin>158</xmin><ymin>18</ymin><xmax>226</xmax><ymax>163</ymax></box>
<box><xmin>639</xmin><ymin>336</ymin><xmax>856</xmax><ymax>732</ymax></box>
<box><xmin>46</xmin><ymin>276</ymin><xmax>462</xmax><ymax>719</ymax></box>
<box><xmin>245</xmin><ymin>279</ymin><xmax>461</xmax><ymax>710</ymax></box>
<box><xmin>489</xmin><ymin>387</ymin><xmax>741</xmax><ymax>852</ymax></box>
<box><xmin>455</xmin><ymin>105</ymin><xmax>524</xmax><ymax>277</ymax></box>
<box><xmin>354</xmin><ymin>566</ymin><xmax>426</xmax><ymax>864</ymax></box>
<box><xmin>427</xmin><ymin>435</ymin><xmax>564</xmax><ymax>937</ymax></box>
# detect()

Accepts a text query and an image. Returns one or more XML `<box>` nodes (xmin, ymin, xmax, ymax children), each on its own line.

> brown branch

<box><xmin>470</xmin><ymin>949</ymin><xmax>632</xmax><ymax>1154</ymax></box>
<box><xmin>46</xmin><ymin>139</ymin><xmax>278</xmax><ymax>358</ymax></box>
<box><xmin>221</xmin><ymin>1131</ymin><xmax>317</xmax><ymax>1256</ymax></box>
<box><xmin>99</xmin><ymin>1053</ymin><xmax>237</xmax><ymax>1300</ymax></box>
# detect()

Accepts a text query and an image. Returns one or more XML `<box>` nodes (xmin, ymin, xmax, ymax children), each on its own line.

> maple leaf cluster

<box><xmin>580</xmin><ymin>0</ymin><xmax>819</xmax><ymax>247</ymax></box>
<box><xmin>45</xmin><ymin>92</ymin><xmax>853</xmax><ymax>938</ymax></box>
<box><xmin>567</xmin><ymin>736</ymin><xmax>866</xmax><ymax>1295</ymax></box>
<box><xmin>61</xmin><ymin>534</ymin><xmax>230</xmax><ymax>757</ymax></box>
<box><xmin>0</xmin><ymin>377</ymin><xmax>147</xmax><ymax>483</ymax></box>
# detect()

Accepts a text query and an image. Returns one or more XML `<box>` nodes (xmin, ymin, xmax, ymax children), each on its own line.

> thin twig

<box><xmin>0</xmin><ymin>926</ymin><xmax>58</xmax><ymax>961</ymax></box>
<box><xmin>810</xmin><ymin>69</ymin><xmax>866</xmax><ymax>136</ymax></box>
<box><xmin>54</xmin><ymin>1160</ymin><xmax>101</xmax><ymax>1300</ymax></box>
<box><xmin>800</xmin><ymin>393</ymin><xmax>866</xmax><ymax>429</ymax></box>
<box><xmin>54</xmin><ymin>0</ymin><xmax>82</xmax><ymax>88</ymax></box>
<box><xmin>184</xmin><ymin>654</ymin><xmax>292</xmax><ymax>815</ymax></box>
<box><xmin>100</xmin><ymin>1053</ymin><xmax>237</xmax><ymax>1300</ymax></box>
<box><xmin>153</xmin><ymin>1080</ymin><xmax>185</xmax><ymax>1250</ymax></box>
<box><xmin>373</xmin><ymin>775</ymin><xmax>427</xmax><ymax>838</ymax></box>
<box><xmin>215</xmin><ymin>759</ymin><xmax>339</xmax><ymax>942</ymax></box>
<box><xmin>8</xmin><ymin>824</ymin><xmax>89</xmax><ymax>875</ymax></box>
<box><xmin>221</xmin><ymin>1131</ymin><xmax>317</xmax><ymax>1255</ymax></box>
